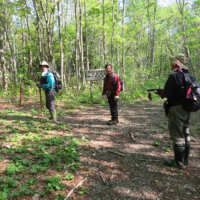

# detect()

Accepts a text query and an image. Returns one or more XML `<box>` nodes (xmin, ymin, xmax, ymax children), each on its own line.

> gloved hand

<box><xmin>36</xmin><ymin>83</ymin><xmax>43</xmax><ymax>88</ymax></box>
<box><xmin>114</xmin><ymin>96</ymin><xmax>119</xmax><ymax>101</ymax></box>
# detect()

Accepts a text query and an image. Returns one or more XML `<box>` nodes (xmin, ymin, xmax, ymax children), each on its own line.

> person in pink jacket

<box><xmin>102</xmin><ymin>64</ymin><xmax>121</xmax><ymax>125</ymax></box>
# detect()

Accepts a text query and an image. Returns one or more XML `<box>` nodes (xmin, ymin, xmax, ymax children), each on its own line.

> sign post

<box><xmin>85</xmin><ymin>69</ymin><xmax>106</xmax><ymax>81</ymax></box>
<box><xmin>85</xmin><ymin>69</ymin><xmax>106</xmax><ymax>102</ymax></box>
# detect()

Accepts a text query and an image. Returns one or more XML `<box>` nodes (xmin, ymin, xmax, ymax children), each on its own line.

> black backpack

<box><xmin>111</xmin><ymin>74</ymin><xmax>123</xmax><ymax>91</ymax></box>
<box><xmin>47</xmin><ymin>71</ymin><xmax>63</xmax><ymax>93</ymax></box>
<box><xmin>181</xmin><ymin>71</ymin><xmax>200</xmax><ymax>112</ymax></box>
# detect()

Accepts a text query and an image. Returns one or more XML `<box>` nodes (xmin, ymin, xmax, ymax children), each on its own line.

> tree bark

<box><xmin>57</xmin><ymin>1</ymin><xmax>64</xmax><ymax>82</ymax></box>
<box><xmin>84</xmin><ymin>0</ymin><xmax>89</xmax><ymax>71</ymax></box>
<box><xmin>75</xmin><ymin>0</ymin><xmax>80</xmax><ymax>95</ymax></box>
<box><xmin>79</xmin><ymin>1</ymin><xmax>86</xmax><ymax>89</ymax></box>
<box><xmin>103</xmin><ymin>0</ymin><xmax>106</xmax><ymax>63</ymax></box>
<box><xmin>111</xmin><ymin>0</ymin><xmax>115</xmax><ymax>66</ymax></box>
<box><xmin>0</xmin><ymin>25</ymin><xmax>7</xmax><ymax>90</ymax></box>
<box><xmin>122</xmin><ymin>0</ymin><xmax>126</xmax><ymax>90</ymax></box>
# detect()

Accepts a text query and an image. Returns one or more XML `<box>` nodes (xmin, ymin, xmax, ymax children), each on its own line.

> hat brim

<box><xmin>39</xmin><ymin>65</ymin><xmax>49</xmax><ymax>68</ymax></box>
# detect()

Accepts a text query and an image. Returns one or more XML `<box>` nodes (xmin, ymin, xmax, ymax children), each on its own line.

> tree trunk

<box><xmin>116</xmin><ymin>1</ymin><xmax>119</xmax><ymax>75</ymax></box>
<box><xmin>0</xmin><ymin>26</ymin><xmax>7</xmax><ymax>91</ymax></box>
<box><xmin>28</xmin><ymin>50</ymin><xmax>33</xmax><ymax>78</ymax></box>
<box><xmin>122</xmin><ymin>0</ymin><xmax>126</xmax><ymax>90</ymax></box>
<box><xmin>103</xmin><ymin>0</ymin><xmax>106</xmax><ymax>63</ymax></box>
<box><xmin>75</xmin><ymin>0</ymin><xmax>80</xmax><ymax>95</ymax></box>
<box><xmin>57</xmin><ymin>1</ymin><xmax>64</xmax><ymax>82</ymax></box>
<box><xmin>79</xmin><ymin>1</ymin><xmax>85</xmax><ymax>89</ymax></box>
<box><xmin>84</xmin><ymin>0</ymin><xmax>89</xmax><ymax>71</ymax></box>
<box><xmin>111</xmin><ymin>0</ymin><xmax>115</xmax><ymax>66</ymax></box>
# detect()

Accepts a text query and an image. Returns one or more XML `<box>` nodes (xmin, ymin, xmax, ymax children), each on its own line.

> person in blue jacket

<box><xmin>36</xmin><ymin>61</ymin><xmax>57</xmax><ymax>121</ymax></box>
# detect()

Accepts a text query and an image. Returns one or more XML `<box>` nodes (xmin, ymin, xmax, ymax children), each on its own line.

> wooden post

<box><xmin>90</xmin><ymin>81</ymin><xmax>93</xmax><ymax>102</ymax></box>
<box><xmin>39</xmin><ymin>88</ymin><xmax>43</xmax><ymax>118</ymax></box>
<box><xmin>20</xmin><ymin>83</ymin><xmax>24</xmax><ymax>106</ymax></box>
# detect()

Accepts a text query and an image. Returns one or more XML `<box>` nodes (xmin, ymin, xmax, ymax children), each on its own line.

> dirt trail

<box><xmin>58</xmin><ymin>100</ymin><xmax>200</xmax><ymax>200</ymax></box>
<box><xmin>0</xmin><ymin>99</ymin><xmax>200</xmax><ymax>200</ymax></box>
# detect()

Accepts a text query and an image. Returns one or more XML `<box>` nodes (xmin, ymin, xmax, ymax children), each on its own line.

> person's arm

<box><xmin>42</xmin><ymin>73</ymin><xmax>55</xmax><ymax>90</ymax></box>
<box><xmin>115</xmin><ymin>75</ymin><xmax>121</xmax><ymax>96</ymax></box>
<box><xmin>161</xmin><ymin>73</ymin><xmax>178</xmax><ymax>99</ymax></box>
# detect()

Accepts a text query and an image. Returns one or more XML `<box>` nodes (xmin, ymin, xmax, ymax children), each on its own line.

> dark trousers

<box><xmin>108</xmin><ymin>93</ymin><xmax>118</xmax><ymax>121</ymax></box>
<box><xmin>45</xmin><ymin>90</ymin><xmax>56</xmax><ymax>112</ymax></box>
<box><xmin>168</xmin><ymin>105</ymin><xmax>191</xmax><ymax>146</ymax></box>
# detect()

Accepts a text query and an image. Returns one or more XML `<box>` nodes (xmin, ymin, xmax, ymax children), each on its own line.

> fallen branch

<box><xmin>108</xmin><ymin>150</ymin><xmax>125</xmax><ymax>157</ymax></box>
<box><xmin>99</xmin><ymin>172</ymin><xmax>106</xmax><ymax>184</ymax></box>
<box><xmin>64</xmin><ymin>163</ymin><xmax>75</xmax><ymax>172</ymax></box>
<box><xmin>130</xmin><ymin>133</ymin><xmax>135</xmax><ymax>142</ymax></box>
<box><xmin>134</xmin><ymin>162</ymin><xmax>139</xmax><ymax>167</ymax></box>
<box><xmin>64</xmin><ymin>178</ymin><xmax>87</xmax><ymax>200</ymax></box>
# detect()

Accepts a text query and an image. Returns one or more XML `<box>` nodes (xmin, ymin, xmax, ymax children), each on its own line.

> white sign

<box><xmin>86</xmin><ymin>69</ymin><xmax>106</xmax><ymax>81</ymax></box>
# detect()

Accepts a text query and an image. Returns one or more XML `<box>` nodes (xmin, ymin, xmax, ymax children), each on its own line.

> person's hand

<box><xmin>114</xmin><ymin>96</ymin><xmax>119</xmax><ymax>101</ymax></box>
<box><xmin>36</xmin><ymin>83</ymin><xmax>43</xmax><ymax>88</ymax></box>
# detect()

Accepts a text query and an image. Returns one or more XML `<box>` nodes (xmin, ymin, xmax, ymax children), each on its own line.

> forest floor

<box><xmin>0</xmin><ymin>97</ymin><xmax>200</xmax><ymax>200</ymax></box>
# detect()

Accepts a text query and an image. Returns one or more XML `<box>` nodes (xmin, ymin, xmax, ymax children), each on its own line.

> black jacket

<box><xmin>161</xmin><ymin>70</ymin><xmax>187</xmax><ymax>106</ymax></box>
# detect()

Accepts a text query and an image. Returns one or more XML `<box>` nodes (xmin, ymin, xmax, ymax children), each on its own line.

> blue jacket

<box><xmin>41</xmin><ymin>70</ymin><xmax>55</xmax><ymax>91</ymax></box>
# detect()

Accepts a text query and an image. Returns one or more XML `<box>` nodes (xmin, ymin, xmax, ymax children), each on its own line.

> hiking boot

<box><xmin>51</xmin><ymin>111</ymin><xmax>57</xmax><ymax>121</ymax></box>
<box><xmin>49</xmin><ymin>111</ymin><xmax>53</xmax><ymax>120</ymax></box>
<box><xmin>184</xmin><ymin>140</ymin><xmax>190</xmax><ymax>165</ymax></box>
<box><xmin>49</xmin><ymin>111</ymin><xmax>57</xmax><ymax>121</ymax></box>
<box><xmin>108</xmin><ymin>118</ymin><xmax>119</xmax><ymax>123</ymax></box>
<box><xmin>107</xmin><ymin>120</ymin><xmax>117</xmax><ymax>125</ymax></box>
<box><xmin>164</xmin><ymin>145</ymin><xmax>185</xmax><ymax>169</ymax></box>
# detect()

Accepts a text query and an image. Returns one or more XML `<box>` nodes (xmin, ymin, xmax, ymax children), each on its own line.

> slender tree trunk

<box><xmin>0</xmin><ymin>3</ymin><xmax>17</xmax><ymax>85</ymax></box>
<box><xmin>103</xmin><ymin>0</ymin><xmax>106</xmax><ymax>63</ymax></box>
<box><xmin>116</xmin><ymin>1</ymin><xmax>119</xmax><ymax>75</ymax></box>
<box><xmin>0</xmin><ymin>26</ymin><xmax>7</xmax><ymax>90</ymax></box>
<box><xmin>111</xmin><ymin>0</ymin><xmax>115</xmax><ymax>66</ymax></box>
<box><xmin>57</xmin><ymin>1</ymin><xmax>64</xmax><ymax>82</ymax></box>
<box><xmin>148</xmin><ymin>0</ymin><xmax>157</xmax><ymax>77</ymax></box>
<box><xmin>75</xmin><ymin>0</ymin><xmax>80</xmax><ymax>95</ymax></box>
<box><xmin>79</xmin><ymin>1</ymin><xmax>85</xmax><ymax>89</ymax></box>
<box><xmin>21</xmin><ymin>18</ymin><xmax>26</xmax><ymax>67</ymax></box>
<box><xmin>29</xmin><ymin>50</ymin><xmax>33</xmax><ymax>78</ymax></box>
<box><xmin>122</xmin><ymin>0</ymin><xmax>126</xmax><ymax>90</ymax></box>
<box><xmin>84</xmin><ymin>0</ymin><xmax>89</xmax><ymax>71</ymax></box>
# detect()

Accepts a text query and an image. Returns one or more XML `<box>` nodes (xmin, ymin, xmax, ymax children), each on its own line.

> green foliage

<box><xmin>162</xmin><ymin>147</ymin><xmax>171</xmax><ymax>152</ymax></box>
<box><xmin>153</xmin><ymin>141</ymin><xmax>160</xmax><ymax>147</ymax></box>
<box><xmin>65</xmin><ymin>173</ymin><xmax>74</xmax><ymax>180</ymax></box>
<box><xmin>45</xmin><ymin>175</ymin><xmax>65</xmax><ymax>191</ymax></box>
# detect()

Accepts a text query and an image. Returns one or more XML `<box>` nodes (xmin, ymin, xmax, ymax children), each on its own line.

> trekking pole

<box><xmin>39</xmin><ymin>88</ymin><xmax>43</xmax><ymax>118</ymax></box>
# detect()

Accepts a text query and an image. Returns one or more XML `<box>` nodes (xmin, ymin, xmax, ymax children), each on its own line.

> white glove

<box><xmin>114</xmin><ymin>96</ymin><xmax>119</xmax><ymax>101</ymax></box>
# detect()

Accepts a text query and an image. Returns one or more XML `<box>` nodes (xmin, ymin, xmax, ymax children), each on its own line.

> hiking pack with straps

<box><xmin>46</xmin><ymin>71</ymin><xmax>63</xmax><ymax>92</ymax></box>
<box><xmin>107</xmin><ymin>73</ymin><xmax>123</xmax><ymax>91</ymax></box>
<box><xmin>181</xmin><ymin>71</ymin><xmax>200</xmax><ymax>112</ymax></box>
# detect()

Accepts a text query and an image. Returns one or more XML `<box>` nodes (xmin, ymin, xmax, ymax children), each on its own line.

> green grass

<box><xmin>0</xmin><ymin>106</ymin><xmax>88</xmax><ymax>199</ymax></box>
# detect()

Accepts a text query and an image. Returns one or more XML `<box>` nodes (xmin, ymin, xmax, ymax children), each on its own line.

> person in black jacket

<box><xmin>160</xmin><ymin>53</ymin><xmax>191</xmax><ymax>169</ymax></box>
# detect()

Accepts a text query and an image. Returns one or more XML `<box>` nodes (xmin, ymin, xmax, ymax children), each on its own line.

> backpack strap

<box><xmin>111</xmin><ymin>73</ymin><xmax>117</xmax><ymax>86</ymax></box>
<box><xmin>45</xmin><ymin>71</ymin><xmax>50</xmax><ymax>77</ymax></box>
